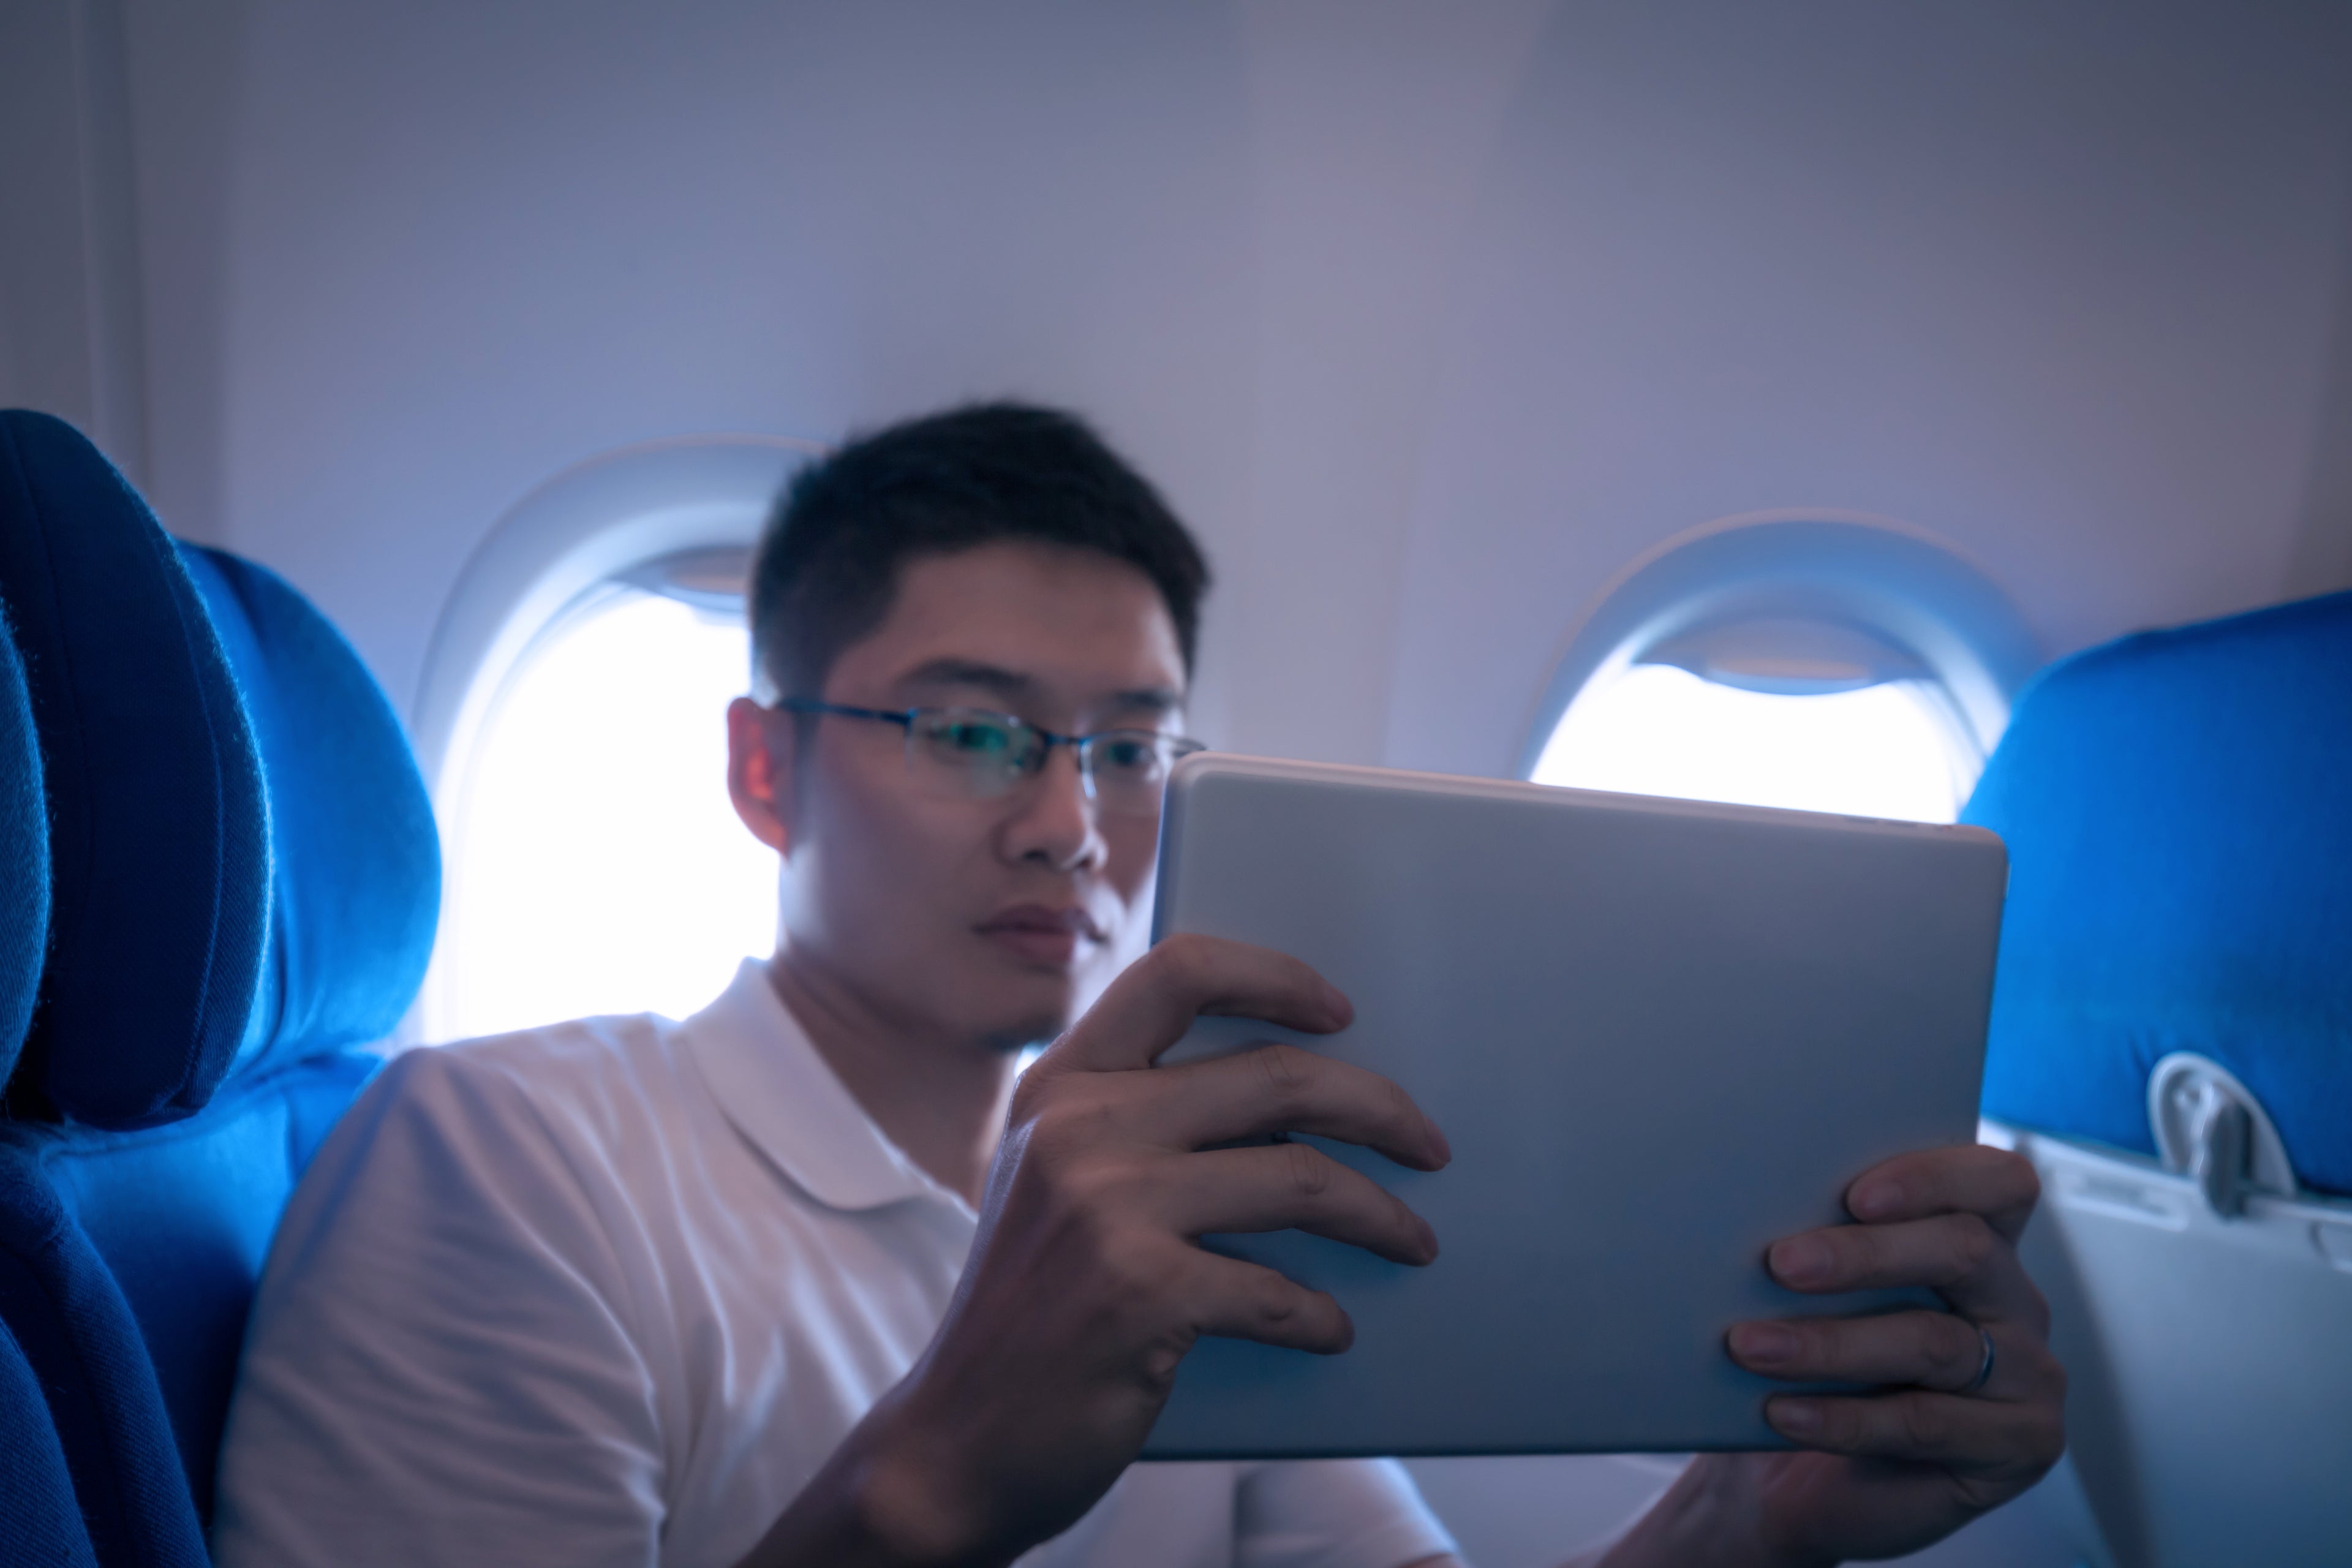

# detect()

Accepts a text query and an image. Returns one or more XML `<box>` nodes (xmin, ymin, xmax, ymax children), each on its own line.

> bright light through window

<box><xmin>1531</xmin><ymin>663</ymin><xmax>1976</xmax><ymax>823</ymax></box>
<box><xmin>432</xmin><ymin>589</ymin><xmax>778</xmax><ymax>1041</ymax></box>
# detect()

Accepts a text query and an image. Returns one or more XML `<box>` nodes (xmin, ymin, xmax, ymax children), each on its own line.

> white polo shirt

<box><xmin>214</xmin><ymin>960</ymin><xmax>1458</xmax><ymax>1568</ymax></box>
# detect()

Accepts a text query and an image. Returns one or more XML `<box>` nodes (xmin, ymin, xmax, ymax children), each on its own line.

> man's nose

<box><xmin>1000</xmin><ymin>744</ymin><xmax>1105</xmax><ymax>872</ymax></box>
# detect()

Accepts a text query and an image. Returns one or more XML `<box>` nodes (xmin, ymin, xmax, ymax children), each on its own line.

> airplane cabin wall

<box><xmin>0</xmin><ymin>0</ymin><xmax>151</xmax><ymax>489</ymax></box>
<box><xmin>9</xmin><ymin>0</ymin><xmax>2352</xmax><ymax>778</ymax></box>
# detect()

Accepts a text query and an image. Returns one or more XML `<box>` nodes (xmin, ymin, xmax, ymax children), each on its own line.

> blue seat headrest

<box><xmin>0</xmin><ymin>410</ymin><xmax>270</xmax><ymax>1128</ymax></box>
<box><xmin>1962</xmin><ymin>588</ymin><xmax>2352</xmax><ymax>1196</ymax></box>
<box><xmin>0</xmin><ymin>410</ymin><xmax>440</xmax><ymax>1122</ymax></box>
<box><xmin>177</xmin><ymin>546</ymin><xmax>439</xmax><ymax>1079</ymax></box>
<box><xmin>1</xmin><ymin>606</ymin><xmax>47</xmax><ymax>1084</ymax></box>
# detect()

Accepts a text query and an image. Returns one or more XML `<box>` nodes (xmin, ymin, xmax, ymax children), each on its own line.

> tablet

<box><xmin>1139</xmin><ymin>754</ymin><xmax>2007</xmax><ymax>1458</ymax></box>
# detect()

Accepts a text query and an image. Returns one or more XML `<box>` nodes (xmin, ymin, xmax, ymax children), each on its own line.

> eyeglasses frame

<box><xmin>770</xmin><ymin>696</ymin><xmax>1206</xmax><ymax>808</ymax></box>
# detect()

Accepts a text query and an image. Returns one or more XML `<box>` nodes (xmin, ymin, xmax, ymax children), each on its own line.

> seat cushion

<box><xmin>1963</xmin><ymin>589</ymin><xmax>2352</xmax><ymax>1194</ymax></box>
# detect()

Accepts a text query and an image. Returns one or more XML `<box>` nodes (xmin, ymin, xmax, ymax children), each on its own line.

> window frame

<box><xmin>413</xmin><ymin>435</ymin><xmax>818</xmax><ymax>793</ymax></box>
<box><xmin>1518</xmin><ymin>511</ymin><xmax>2040</xmax><ymax>786</ymax></box>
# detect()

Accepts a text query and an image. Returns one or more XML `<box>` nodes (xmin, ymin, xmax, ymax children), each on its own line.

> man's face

<box><xmin>766</xmin><ymin>541</ymin><xmax>1187</xmax><ymax>1049</ymax></box>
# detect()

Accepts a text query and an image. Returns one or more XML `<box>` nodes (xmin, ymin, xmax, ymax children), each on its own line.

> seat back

<box><xmin>36</xmin><ymin>545</ymin><xmax>440</xmax><ymax>1518</ymax></box>
<box><xmin>0</xmin><ymin>410</ymin><xmax>440</xmax><ymax>1541</ymax></box>
<box><xmin>1991</xmin><ymin>1123</ymin><xmax>2352</xmax><ymax>1568</ymax></box>
<box><xmin>0</xmin><ymin>586</ymin><xmax>99</xmax><ymax>1567</ymax></box>
<box><xmin>1962</xmin><ymin>588</ymin><xmax>2352</xmax><ymax>1568</ymax></box>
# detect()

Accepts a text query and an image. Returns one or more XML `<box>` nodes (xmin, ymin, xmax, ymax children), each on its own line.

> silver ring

<box><xmin>1963</xmin><ymin>1325</ymin><xmax>1996</xmax><ymax>1394</ymax></box>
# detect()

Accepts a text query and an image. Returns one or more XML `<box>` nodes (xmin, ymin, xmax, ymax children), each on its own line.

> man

<box><xmin>215</xmin><ymin>403</ymin><xmax>2064</xmax><ymax>1568</ymax></box>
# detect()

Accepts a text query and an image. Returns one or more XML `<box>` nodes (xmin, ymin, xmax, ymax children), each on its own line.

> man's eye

<box><xmin>1097</xmin><ymin>737</ymin><xmax>1160</xmax><ymax>774</ymax></box>
<box><xmin>941</xmin><ymin>722</ymin><xmax>1012</xmax><ymax>755</ymax></box>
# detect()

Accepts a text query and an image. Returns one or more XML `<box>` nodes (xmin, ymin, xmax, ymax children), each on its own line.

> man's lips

<box><xmin>975</xmin><ymin>905</ymin><xmax>1106</xmax><ymax>966</ymax></box>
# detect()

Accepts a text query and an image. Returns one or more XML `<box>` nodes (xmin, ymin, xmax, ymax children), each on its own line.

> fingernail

<box><xmin>1320</xmin><ymin>982</ymin><xmax>1353</xmax><ymax>1025</ymax></box>
<box><xmin>1423</xmin><ymin>1114</ymin><xmax>1453</xmax><ymax>1167</ymax></box>
<box><xmin>1415</xmin><ymin>1216</ymin><xmax>1440</xmax><ymax>1263</ymax></box>
<box><xmin>1850</xmin><ymin>1180</ymin><xmax>1903</xmax><ymax>1221</ymax></box>
<box><xmin>1770</xmin><ymin>1236</ymin><xmax>1833</xmax><ymax>1287</ymax></box>
<box><xmin>1729</xmin><ymin>1322</ymin><xmax>1798</xmax><ymax>1366</ymax></box>
<box><xmin>1768</xmin><ymin>1400</ymin><xmax>1823</xmax><ymax>1438</ymax></box>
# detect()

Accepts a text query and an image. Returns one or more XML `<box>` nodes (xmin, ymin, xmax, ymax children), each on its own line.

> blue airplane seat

<box><xmin>1961</xmin><ymin>587</ymin><xmax>2352</xmax><ymax>1568</ymax></box>
<box><xmin>1962</xmin><ymin>586</ymin><xmax>2352</xmax><ymax>1194</ymax></box>
<box><xmin>0</xmin><ymin>592</ymin><xmax>101</xmax><ymax>1568</ymax></box>
<box><xmin>0</xmin><ymin>409</ymin><xmax>440</xmax><ymax>1544</ymax></box>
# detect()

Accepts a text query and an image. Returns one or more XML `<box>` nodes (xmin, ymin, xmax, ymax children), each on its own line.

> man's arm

<box><xmin>739</xmin><ymin>935</ymin><xmax>1452</xmax><ymax>1567</ymax></box>
<box><xmin>214</xmin><ymin>1044</ymin><xmax>672</xmax><ymax>1568</ymax></box>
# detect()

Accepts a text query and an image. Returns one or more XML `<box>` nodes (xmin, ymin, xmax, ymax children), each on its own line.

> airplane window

<box><xmin>1529</xmin><ymin>662</ymin><xmax>1979</xmax><ymax>822</ymax></box>
<box><xmin>1520</xmin><ymin>519</ymin><xmax>2038</xmax><ymax>824</ymax></box>
<box><xmin>431</xmin><ymin>586</ymin><xmax>777</xmax><ymax>1041</ymax></box>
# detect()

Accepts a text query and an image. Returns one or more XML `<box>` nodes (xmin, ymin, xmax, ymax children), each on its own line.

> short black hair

<box><xmin>750</xmin><ymin>401</ymin><xmax>1210</xmax><ymax>700</ymax></box>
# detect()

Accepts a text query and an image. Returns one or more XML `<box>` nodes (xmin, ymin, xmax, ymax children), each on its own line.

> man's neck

<box><xmin>763</xmin><ymin>949</ymin><xmax>1018</xmax><ymax>1208</ymax></box>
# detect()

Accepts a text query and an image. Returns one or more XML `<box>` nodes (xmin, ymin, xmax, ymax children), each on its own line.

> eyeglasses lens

<box><xmin>909</xmin><ymin>711</ymin><xmax>1037</xmax><ymax>799</ymax></box>
<box><xmin>1079</xmin><ymin>735</ymin><xmax>1177</xmax><ymax>812</ymax></box>
<box><xmin>903</xmin><ymin>709</ymin><xmax>1181</xmax><ymax>815</ymax></box>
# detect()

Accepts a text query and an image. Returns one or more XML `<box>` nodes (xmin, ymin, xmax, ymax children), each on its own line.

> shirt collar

<box><xmin>682</xmin><ymin>958</ymin><xmax>957</xmax><ymax>1215</ymax></box>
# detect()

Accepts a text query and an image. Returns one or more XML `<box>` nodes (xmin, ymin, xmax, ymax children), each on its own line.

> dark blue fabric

<box><xmin>23</xmin><ymin>546</ymin><xmax>430</xmax><ymax>1512</ymax></box>
<box><xmin>1962</xmin><ymin>589</ymin><xmax>2352</xmax><ymax>1196</ymax></box>
<box><xmin>0</xmin><ymin>1318</ymin><xmax>99</xmax><ymax>1568</ymax></box>
<box><xmin>1</xmin><ymin>606</ymin><xmax>45</xmax><ymax>1086</ymax></box>
<box><xmin>0</xmin><ymin>413</ymin><xmax>438</xmax><ymax>1540</ymax></box>
<box><xmin>176</xmin><ymin>547</ymin><xmax>439</xmax><ymax>1080</ymax></box>
<box><xmin>1</xmin><ymin>560</ymin><xmax>92</xmax><ymax>1567</ymax></box>
<box><xmin>33</xmin><ymin>1055</ymin><xmax>379</xmax><ymax>1523</ymax></box>
<box><xmin>0</xmin><ymin>1143</ymin><xmax>206</xmax><ymax>1568</ymax></box>
<box><xmin>0</xmin><ymin>410</ymin><xmax>271</xmax><ymax>1129</ymax></box>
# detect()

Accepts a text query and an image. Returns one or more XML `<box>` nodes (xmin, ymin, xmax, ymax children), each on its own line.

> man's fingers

<box><xmin>1184</xmin><ymin>1252</ymin><xmax>1357</xmax><ymax>1355</ymax></box>
<box><xmin>1763</xmin><ymin>1387</ymin><xmax>2065</xmax><ymax>1483</ymax></box>
<box><xmin>1844</xmin><ymin>1145</ymin><xmax>2041</xmax><ymax>1242</ymax></box>
<box><xmin>1158</xmin><ymin>1143</ymin><xmax>1439</xmax><ymax>1265</ymax></box>
<box><xmin>1728</xmin><ymin>1311</ymin><xmax>2040</xmax><ymax>1398</ymax></box>
<box><xmin>1042</xmin><ymin>934</ymin><xmax>1351</xmax><ymax>1074</ymax></box>
<box><xmin>1765</xmin><ymin>1213</ymin><xmax>2048</xmax><ymax>1332</ymax></box>
<box><xmin>1147</xmin><ymin>1046</ymin><xmax>1450</xmax><ymax>1170</ymax></box>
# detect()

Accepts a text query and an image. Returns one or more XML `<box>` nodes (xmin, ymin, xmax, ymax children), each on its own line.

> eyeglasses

<box><xmin>774</xmin><ymin>698</ymin><xmax>1205</xmax><ymax>816</ymax></box>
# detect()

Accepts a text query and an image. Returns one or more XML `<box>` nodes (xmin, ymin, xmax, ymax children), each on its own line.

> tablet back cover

<box><xmin>1140</xmin><ymin>755</ymin><xmax>2005</xmax><ymax>1458</ymax></box>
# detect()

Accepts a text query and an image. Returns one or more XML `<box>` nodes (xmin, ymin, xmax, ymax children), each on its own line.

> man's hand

<box><xmin>750</xmin><ymin>935</ymin><xmax>1449</xmax><ymax>1568</ymax></box>
<box><xmin>1600</xmin><ymin>1145</ymin><xmax>2066</xmax><ymax>1568</ymax></box>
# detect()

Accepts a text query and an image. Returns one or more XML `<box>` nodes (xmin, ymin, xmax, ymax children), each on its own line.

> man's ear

<box><xmin>726</xmin><ymin>696</ymin><xmax>794</xmax><ymax>855</ymax></box>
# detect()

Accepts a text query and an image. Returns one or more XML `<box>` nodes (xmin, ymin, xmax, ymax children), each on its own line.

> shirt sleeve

<box><xmin>1234</xmin><ymin>1458</ymin><xmax>1460</xmax><ymax>1568</ymax></box>
<box><xmin>212</xmin><ymin>1044</ymin><xmax>668</xmax><ymax>1568</ymax></box>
